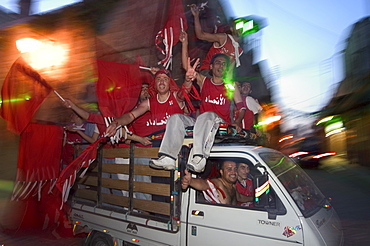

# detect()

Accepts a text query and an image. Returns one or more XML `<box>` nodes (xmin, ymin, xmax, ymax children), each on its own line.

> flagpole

<box><xmin>180</xmin><ymin>17</ymin><xmax>184</xmax><ymax>32</ymax></box>
<box><xmin>54</xmin><ymin>90</ymin><xmax>65</xmax><ymax>102</ymax></box>
<box><xmin>139</xmin><ymin>66</ymin><xmax>151</xmax><ymax>71</ymax></box>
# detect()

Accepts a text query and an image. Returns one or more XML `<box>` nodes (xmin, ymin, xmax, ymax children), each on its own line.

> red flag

<box><xmin>96</xmin><ymin>59</ymin><xmax>142</xmax><ymax>118</ymax></box>
<box><xmin>1</xmin><ymin>57</ymin><xmax>53</xmax><ymax>134</ymax></box>
<box><xmin>56</xmin><ymin>137</ymin><xmax>105</xmax><ymax>207</ymax></box>
<box><xmin>12</xmin><ymin>123</ymin><xmax>63</xmax><ymax>201</ymax></box>
<box><xmin>155</xmin><ymin>0</ymin><xmax>188</xmax><ymax>69</ymax></box>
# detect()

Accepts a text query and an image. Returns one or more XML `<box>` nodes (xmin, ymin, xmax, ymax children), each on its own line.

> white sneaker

<box><xmin>149</xmin><ymin>156</ymin><xmax>176</xmax><ymax>170</ymax></box>
<box><xmin>187</xmin><ymin>156</ymin><xmax>206</xmax><ymax>173</ymax></box>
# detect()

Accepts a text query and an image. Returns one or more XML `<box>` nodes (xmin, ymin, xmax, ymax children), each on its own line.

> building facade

<box><xmin>319</xmin><ymin>16</ymin><xmax>370</xmax><ymax>166</ymax></box>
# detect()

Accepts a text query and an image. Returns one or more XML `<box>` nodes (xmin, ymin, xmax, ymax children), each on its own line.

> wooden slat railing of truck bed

<box><xmin>74</xmin><ymin>146</ymin><xmax>175</xmax><ymax>216</ymax></box>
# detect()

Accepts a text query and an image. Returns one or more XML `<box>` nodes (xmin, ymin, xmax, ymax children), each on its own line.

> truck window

<box><xmin>195</xmin><ymin>158</ymin><xmax>281</xmax><ymax>212</ymax></box>
<box><xmin>259</xmin><ymin>152</ymin><xmax>326</xmax><ymax>217</ymax></box>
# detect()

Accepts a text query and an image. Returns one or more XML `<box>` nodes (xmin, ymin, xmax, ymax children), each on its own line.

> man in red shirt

<box><xmin>106</xmin><ymin>69</ymin><xmax>185</xmax><ymax>141</ymax></box>
<box><xmin>236</xmin><ymin>162</ymin><xmax>254</xmax><ymax>207</ymax></box>
<box><xmin>190</xmin><ymin>4</ymin><xmax>243</xmax><ymax>75</ymax></box>
<box><xmin>236</xmin><ymin>81</ymin><xmax>262</xmax><ymax>131</ymax></box>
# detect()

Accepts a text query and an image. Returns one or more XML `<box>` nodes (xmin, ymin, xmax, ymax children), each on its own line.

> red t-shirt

<box><xmin>240</xmin><ymin>95</ymin><xmax>254</xmax><ymax>129</ymax></box>
<box><xmin>236</xmin><ymin>178</ymin><xmax>254</xmax><ymax>207</ymax></box>
<box><xmin>200</xmin><ymin>77</ymin><xmax>232</xmax><ymax>124</ymax></box>
<box><xmin>148</xmin><ymin>92</ymin><xmax>184</xmax><ymax>135</ymax></box>
<box><xmin>130</xmin><ymin>110</ymin><xmax>153</xmax><ymax>147</ymax></box>
<box><xmin>200</xmin><ymin>34</ymin><xmax>243</xmax><ymax>70</ymax></box>
<box><xmin>131</xmin><ymin>111</ymin><xmax>152</xmax><ymax>137</ymax></box>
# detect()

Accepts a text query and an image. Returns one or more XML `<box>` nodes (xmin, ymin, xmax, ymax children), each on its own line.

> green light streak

<box><xmin>316</xmin><ymin>116</ymin><xmax>334</xmax><ymax>125</ymax></box>
<box><xmin>222</xmin><ymin>65</ymin><xmax>235</xmax><ymax>100</ymax></box>
<box><xmin>0</xmin><ymin>179</ymin><xmax>14</xmax><ymax>192</ymax></box>
<box><xmin>0</xmin><ymin>97</ymin><xmax>31</xmax><ymax>105</ymax></box>
<box><xmin>106</xmin><ymin>86</ymin><xmax>114</xmax><ymax>92</ymax></box>
<box><xmin>270</xmin><ymin>157</ymin><xmax>285</xmax><ymax>169</ymax></box>
<box><xmin>254</xmin><ymin>116</ymin><xmax>282</xmax><ymax>127</ymax></box>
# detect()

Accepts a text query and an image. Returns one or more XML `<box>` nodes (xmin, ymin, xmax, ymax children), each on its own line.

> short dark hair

<box><xmin>218</xmin><ymin>159</ymin><xmax>238</xmax><ymax>170</ymax></box>
<box><xmin>210</xmin><ymin>53</ymin><xmax>230</xmax><ymax>66</ymax></box>
<box><xmin>239</xmin><ymin>81</ymin><xmax>251</xmax><ymax>85</ymax></box>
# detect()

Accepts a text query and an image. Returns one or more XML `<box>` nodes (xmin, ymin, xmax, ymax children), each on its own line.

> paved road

<box><xmin>0</xmin><ymin>233</ymin><xmax>85</xmax><ymax>246</ymax></box>
<box><xmin>304</xmin><ymin>156</ymin><xmax>370</xmax><ymax>246</ymax></box>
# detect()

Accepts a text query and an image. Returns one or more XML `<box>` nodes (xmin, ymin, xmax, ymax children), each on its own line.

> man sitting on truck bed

<box><xmin>181</xmin><ymin>159</ymin><xmax>238</xmax><ymax>205</ymax></box>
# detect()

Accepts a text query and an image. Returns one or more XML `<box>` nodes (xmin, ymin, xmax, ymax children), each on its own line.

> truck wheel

<box><xmin>85</xmin><ymin>231</ymin><xmax>114</xmax><ymax>246</ymax></box>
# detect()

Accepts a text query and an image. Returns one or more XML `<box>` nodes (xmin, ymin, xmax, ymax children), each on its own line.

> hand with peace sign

<box><xmin>185</xmin><ymin>57</ymin><xmax>200</xmax><ymax>82</ymax></box>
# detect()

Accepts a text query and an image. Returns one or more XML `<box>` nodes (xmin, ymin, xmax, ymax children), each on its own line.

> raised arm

<box><xmin>181</xmin><ymin>169</ymin><xmax>210</xmax><ymax>191</ymax></box>
<box><xmin>190</xmin><ymin>4</ymin><xmax>226</xmax><ymax>45</ymax></box>
<box><xmin>106</xmin><ymin>100</ymin><xmax>149</xmax><ymax>137</ymax></box>
<box><xmin>63</xmin><ymin>99</ymin><xmax>89</xmax><ymax>120</ymax></box>
<box><xmin>179</xmin><ymin>31</ymin><xmax>203</xmax><ymax>90</ymax></box>
<box><xmin>179</xmin><ymin>31</ymin><xmax>189</xmax><ymax>71</ymax></box>
<box><xmin>232</xmin><ymin>84</ymin><xmax>245</xmax><ymax>130</ymax></box>
<box><xmin>64</xmin><ymin>125</ymin><xmax>99</xmax><ymax>144</ymax></box>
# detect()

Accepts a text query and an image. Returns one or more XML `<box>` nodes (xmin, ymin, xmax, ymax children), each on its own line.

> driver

<box><xmin>181</xmin><ymin>160</ymin><xmax>238</xmax><ymax>205</ymax></box>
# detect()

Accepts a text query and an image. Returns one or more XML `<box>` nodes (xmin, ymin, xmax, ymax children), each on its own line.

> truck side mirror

<box><xmin>253</xmin><ymin>173</ymin><xmax>270</xmax><ymax>208</ymax></box>
<box><xmin>254</xmin><ymin>171</ymin><xmax>287</xmax><ymax>220</ymax></box>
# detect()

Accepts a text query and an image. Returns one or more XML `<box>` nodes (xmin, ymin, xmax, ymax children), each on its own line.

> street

<box><xmin>304</xmin><ymin>156</ymin><xmax>370</xmax><ymax>245</ymax></box>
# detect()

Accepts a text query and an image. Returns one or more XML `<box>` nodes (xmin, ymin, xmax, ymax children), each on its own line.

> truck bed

<box><xmin>71</xmin><ymin>144</ymin><xmax>183</xmax><ymax>232</ymax></box>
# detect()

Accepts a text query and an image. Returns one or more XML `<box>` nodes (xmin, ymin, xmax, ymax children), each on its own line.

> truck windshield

<box><xmin>259</xmin><ymin>152</ymin><xmax>326</xmax><ymax>218</ymax></box>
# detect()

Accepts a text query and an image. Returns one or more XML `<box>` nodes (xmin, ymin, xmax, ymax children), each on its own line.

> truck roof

<box><xmin>210</xmin><ymin>144</ymin><xmax>280</xmax><ymax>156</ymax></box>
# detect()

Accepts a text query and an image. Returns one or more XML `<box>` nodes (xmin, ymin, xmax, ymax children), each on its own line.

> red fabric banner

<box><xmin>96</xmin><ymin>60</ymin><xmax>142</xmax><ymax>118</ymax></box>
<box><xmin>155</xmin><ymin>0</ymin><xmax>188</xmax><ymax>68</ymax></box>
<box><xmin>56</xmin><ymin>137</ymin><xmax>105</xmax><ymax>206</ymax></box>
<box><xmin>1</xmin><ymin>57</ymin><xmax>53</xmax><ymax>134</ymax></box>
<box><xmin>12</xmin><ymin>123</ymin><xmax>63</xmax><ymax>201</ymax></box>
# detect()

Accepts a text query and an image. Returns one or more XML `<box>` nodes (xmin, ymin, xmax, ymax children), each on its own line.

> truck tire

<box><xmin>84</xmin><ymin>231</ymin><xmax>114</xmax><ymax>246</ymax></box>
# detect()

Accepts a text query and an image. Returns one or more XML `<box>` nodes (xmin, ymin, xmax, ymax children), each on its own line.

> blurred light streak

<box><xmin>289</xmin><ymin>151</ymin><xmax>309</xmax><ymax>158</ymax></box>
<box><xmin>325</xmin><ymin>127</ymin><xmax>345</xmax><ymax>137</ymax></box>
<box><xmin>316</xmin><ymin>116</ymin><xmax>334</xmax><ymax>125</ymax></box>
<box><xmin>0</xmin><ymin>97</ymin><xmax>32</xmax><ymax>105</ymax></box>
<box><xmin>325</xmin><ymin>121</ymin><xmax>343</xmax><ymax>133</ymax></box>
<box><xmin>279</xmin><ymin>134</ymin><xmax>293</xmax><ymax>143</ymax></box>
<box><xmin>313</xmin><ymin>152</ymin><xmax>336</xmax><ymax>159</ymax></box>
<box><xmin>257</xmin><ymin>115</ymin><xmax>281</xmax><ymax>126</ymax></box>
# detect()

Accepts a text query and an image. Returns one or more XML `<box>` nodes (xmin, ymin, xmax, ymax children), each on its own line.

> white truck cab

<box><xmin>70</xmin><ymin>135</ymin><xmax>343</xmax><ymax>246</ymax></box>
<box><xmin>181</xmin><ymin>145</ymin><xmax>343</xmax><ymax>246</ymax></box>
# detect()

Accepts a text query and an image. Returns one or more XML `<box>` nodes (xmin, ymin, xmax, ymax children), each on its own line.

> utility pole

<box><xmin>18</xmin><ymin>0</ymin><xmax>32</xmax><ymax>17</ymax></box>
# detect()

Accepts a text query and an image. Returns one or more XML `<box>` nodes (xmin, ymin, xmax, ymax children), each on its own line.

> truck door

<box><xmin>185</xmin><ymin>155</ymin><xmax>304</xmax><ymax>245</ymax></box>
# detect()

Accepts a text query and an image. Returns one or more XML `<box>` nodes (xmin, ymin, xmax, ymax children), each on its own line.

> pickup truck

<box><xmin>70</xmin><ymin>129</ymin><xmax>343</xmax><ymax>246</ymax></box>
